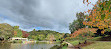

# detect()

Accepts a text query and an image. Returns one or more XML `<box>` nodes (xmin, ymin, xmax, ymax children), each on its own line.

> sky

<box><xmin>0</xmin><ymin>0</ymin><xmax>98</xmax><ymax>33</ymax></box>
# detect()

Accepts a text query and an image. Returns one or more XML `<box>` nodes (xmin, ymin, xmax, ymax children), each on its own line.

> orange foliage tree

<box><xmin>83</xmin><ymin>0</ymin><xmax>111</xmax><ymax>34</ymax></box>
<box><xmin>22</xmin><ymin>31</ymin><xmax>29</xmax><ymax>38</ymax></box>
<box><xmin>71</xmin><ymin>28</ymin><xmax>97</xmax><ymax>38</ymax></box>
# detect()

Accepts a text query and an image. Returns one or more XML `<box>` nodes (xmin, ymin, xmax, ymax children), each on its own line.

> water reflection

<box><xmin>0</xmin><ymin>43</ymin><xmax>60</xmax><ymax>49</ymax></box>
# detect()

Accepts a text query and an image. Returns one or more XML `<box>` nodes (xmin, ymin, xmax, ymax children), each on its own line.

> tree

<box><xmin>69</xmin><ymin>12</ymin><xmax>86</xmax><ymax>34</ymax></box>
<box><xmin>14</xmin><ymin>31</ymin><xmax>17</xmax><ymax>36</ymax></box>
<box><xmin>47</xmin><ymin>34</ymin><xmax>55</xmax><ymax>41</ymax></box>
<box><xmin>76</xmin><ymin>12</ymin><xmax>86</xmax><ymax>28</ymax></box>
<box><xmin>38</xmin><ymin>34</ymin><xmax>45</xmax><ymax>41</ymax></box>
<box><xmin>63</xmin><ymin>33</ymin><xmax>70</xmax><ymax>38</ymax></box>
<box><xmin>22</xmin><ymin>31</ymin><xmax>29</xmax><ymax>38</ymax></box>
<box><xmin>0</xmin><ymin>23</ymin><xmax>13</xmax><ymax>40</ymax></box>
<box><xmin>13</xmin><ymin>26</ymin><xmax>22</xmax><ymax>37</ymax></box>
<box><xmin>69</xmin><ymin>20</ymin><xmax>79</xmax><ymax>34</ymax></box>
<box><xmin>83</xmin><ymin>0</ymin><xmax>111</xmax><ymax>34</ymax></box>
<box><xmin>71</xmin><ymin>28</ymin><xmax>97</xmax><ymax>38</ymax></box>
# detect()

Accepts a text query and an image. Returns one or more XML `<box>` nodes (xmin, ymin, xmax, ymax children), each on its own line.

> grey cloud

<box><xmin>0</xmin><ymin>0</ymin><xmax>98</xmax><ymax>33</ymax></box>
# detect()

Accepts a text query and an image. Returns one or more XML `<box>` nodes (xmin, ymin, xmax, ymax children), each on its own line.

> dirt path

<box><xmin>64</xmin><ymin>41</ymin><xmax>75</xmax><ymax>49</ymax></box>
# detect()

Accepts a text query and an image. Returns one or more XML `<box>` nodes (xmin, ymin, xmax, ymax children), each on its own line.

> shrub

<box><xmin>71</xmin><ymin>28</ymin><xmax>97</xmax><ymax>39</ymax></box>
<box><xmin>12</xmin><ymin>40</ymin><xmax>22</xmax><ymax>43</ymax></box>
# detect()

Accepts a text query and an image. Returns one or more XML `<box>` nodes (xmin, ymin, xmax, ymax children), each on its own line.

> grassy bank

<box><xmin>67</xmin><ymin>40</ymin><xmax>84</xmax><ymax>46</ymax></box>
<box><xmin>82</xmin><ymin>41</ymin><xmax>111</xmax><ymax>49</ymax></box>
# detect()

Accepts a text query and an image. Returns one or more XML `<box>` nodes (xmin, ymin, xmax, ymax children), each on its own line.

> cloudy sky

<box><xmin>0</xmin><ymin>0</ymin><xmax>98</xmax><ymax>33</ymax></box>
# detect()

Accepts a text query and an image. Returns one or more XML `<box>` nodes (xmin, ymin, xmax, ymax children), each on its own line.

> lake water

<box><xmin>0</xmin><ymin>43</ymin><xmax>60</xmax><ymax>49</ymax></box>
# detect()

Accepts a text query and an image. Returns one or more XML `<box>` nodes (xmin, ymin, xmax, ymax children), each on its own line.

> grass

<box><xmin>82</xmin><ymin>41</ymin><xmax>111</xmax><ymax>49</ymax></box>
<box><xmin>62</xmin><ymin>46</ymin><xmax>67</xmax><ymax>49</ymax></box>
<box><xmin>88</xmin><ymin>35</ymin><xmax>111</xmax><ymax>41</ymax></box>
<box><xmin>67</xmin><ymin>40</ymin><xmax>84</xmax><ymax>46</ymax></box>
<box><xmin>88</xmin><ymin>36</ymin><xmax>102</xmax><ymax>41</ymax></box>
<box><xmin>65</xmin><ymin>35</ymin><xmax>111</xmax><ymax>49</ymax></box>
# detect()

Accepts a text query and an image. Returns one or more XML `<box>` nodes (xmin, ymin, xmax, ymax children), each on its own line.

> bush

<box><xmin>61</xmin><ymin>43</ymin><xmax>68</xmax><ymax>47</ymax></box>
<box><xmin>12</xmin><ymin>40</ymin><xmax>22</xmax><ymax>43</ymax></box>
<box><xmin>65</xmin><ymin>37</ymin><xmax>75</xmax><ymax>41</ymax></box>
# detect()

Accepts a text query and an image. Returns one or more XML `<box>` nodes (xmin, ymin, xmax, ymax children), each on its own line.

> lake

<box><xmin>0</xmin><ymin>43</ymin><xmax>60</xmax><ymax>49</ymax></box>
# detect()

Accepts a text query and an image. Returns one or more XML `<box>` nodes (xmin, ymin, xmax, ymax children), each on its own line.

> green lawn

<box><xmin>82</xmin><ymin>41</ymin><xmax>111</xmax><ymax>49</ymax></box>
<box><xmin>66</xmin><ymin>40</ymin><xmax>111</xmax><ymax>49</ymax></box>
<box><xmin>62</xmin><ymin>46</ymin><xmax>67</xmax><ymax>49</ymax></box>
<box><xmin>67</xmin><ymin>40</ymin><xmax>84</xmax><ymax>46</ymax></box>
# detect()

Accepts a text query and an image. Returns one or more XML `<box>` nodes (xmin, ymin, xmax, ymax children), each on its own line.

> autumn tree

<box><xmin>22</xmin><ymin>31</ymin><xmax>29</xmax><ymax>38</ymax></box>
<box><xmin>83</xmin><ymin>0</ymin><xmax>111</xmax><ymax>35</ymax></box>
<box><xmin>71</xmin><ymin>28</ymin><xmax>97</xmax><ymax>38</ymax></box>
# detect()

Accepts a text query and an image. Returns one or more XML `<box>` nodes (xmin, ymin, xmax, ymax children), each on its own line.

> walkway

<box><xmin>64</xmin><ymin>41</ymin><xmax>75</xmax><ymax>49</ymax></box>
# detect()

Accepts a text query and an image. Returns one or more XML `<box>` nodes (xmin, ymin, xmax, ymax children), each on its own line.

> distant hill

<box><xmin>28</xmin><ymin>29</ymin><xmax>65</xmax><ymax>41</ymax></box>
<box><xmin>0</xmin><ymin>23</ymin><xmax>14</xmax><ymax>40</ymax></box>
<box><xmin>0</xmin><ymin>23</ymin><xmax>67</xmax><ymax>41</ymax></box>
